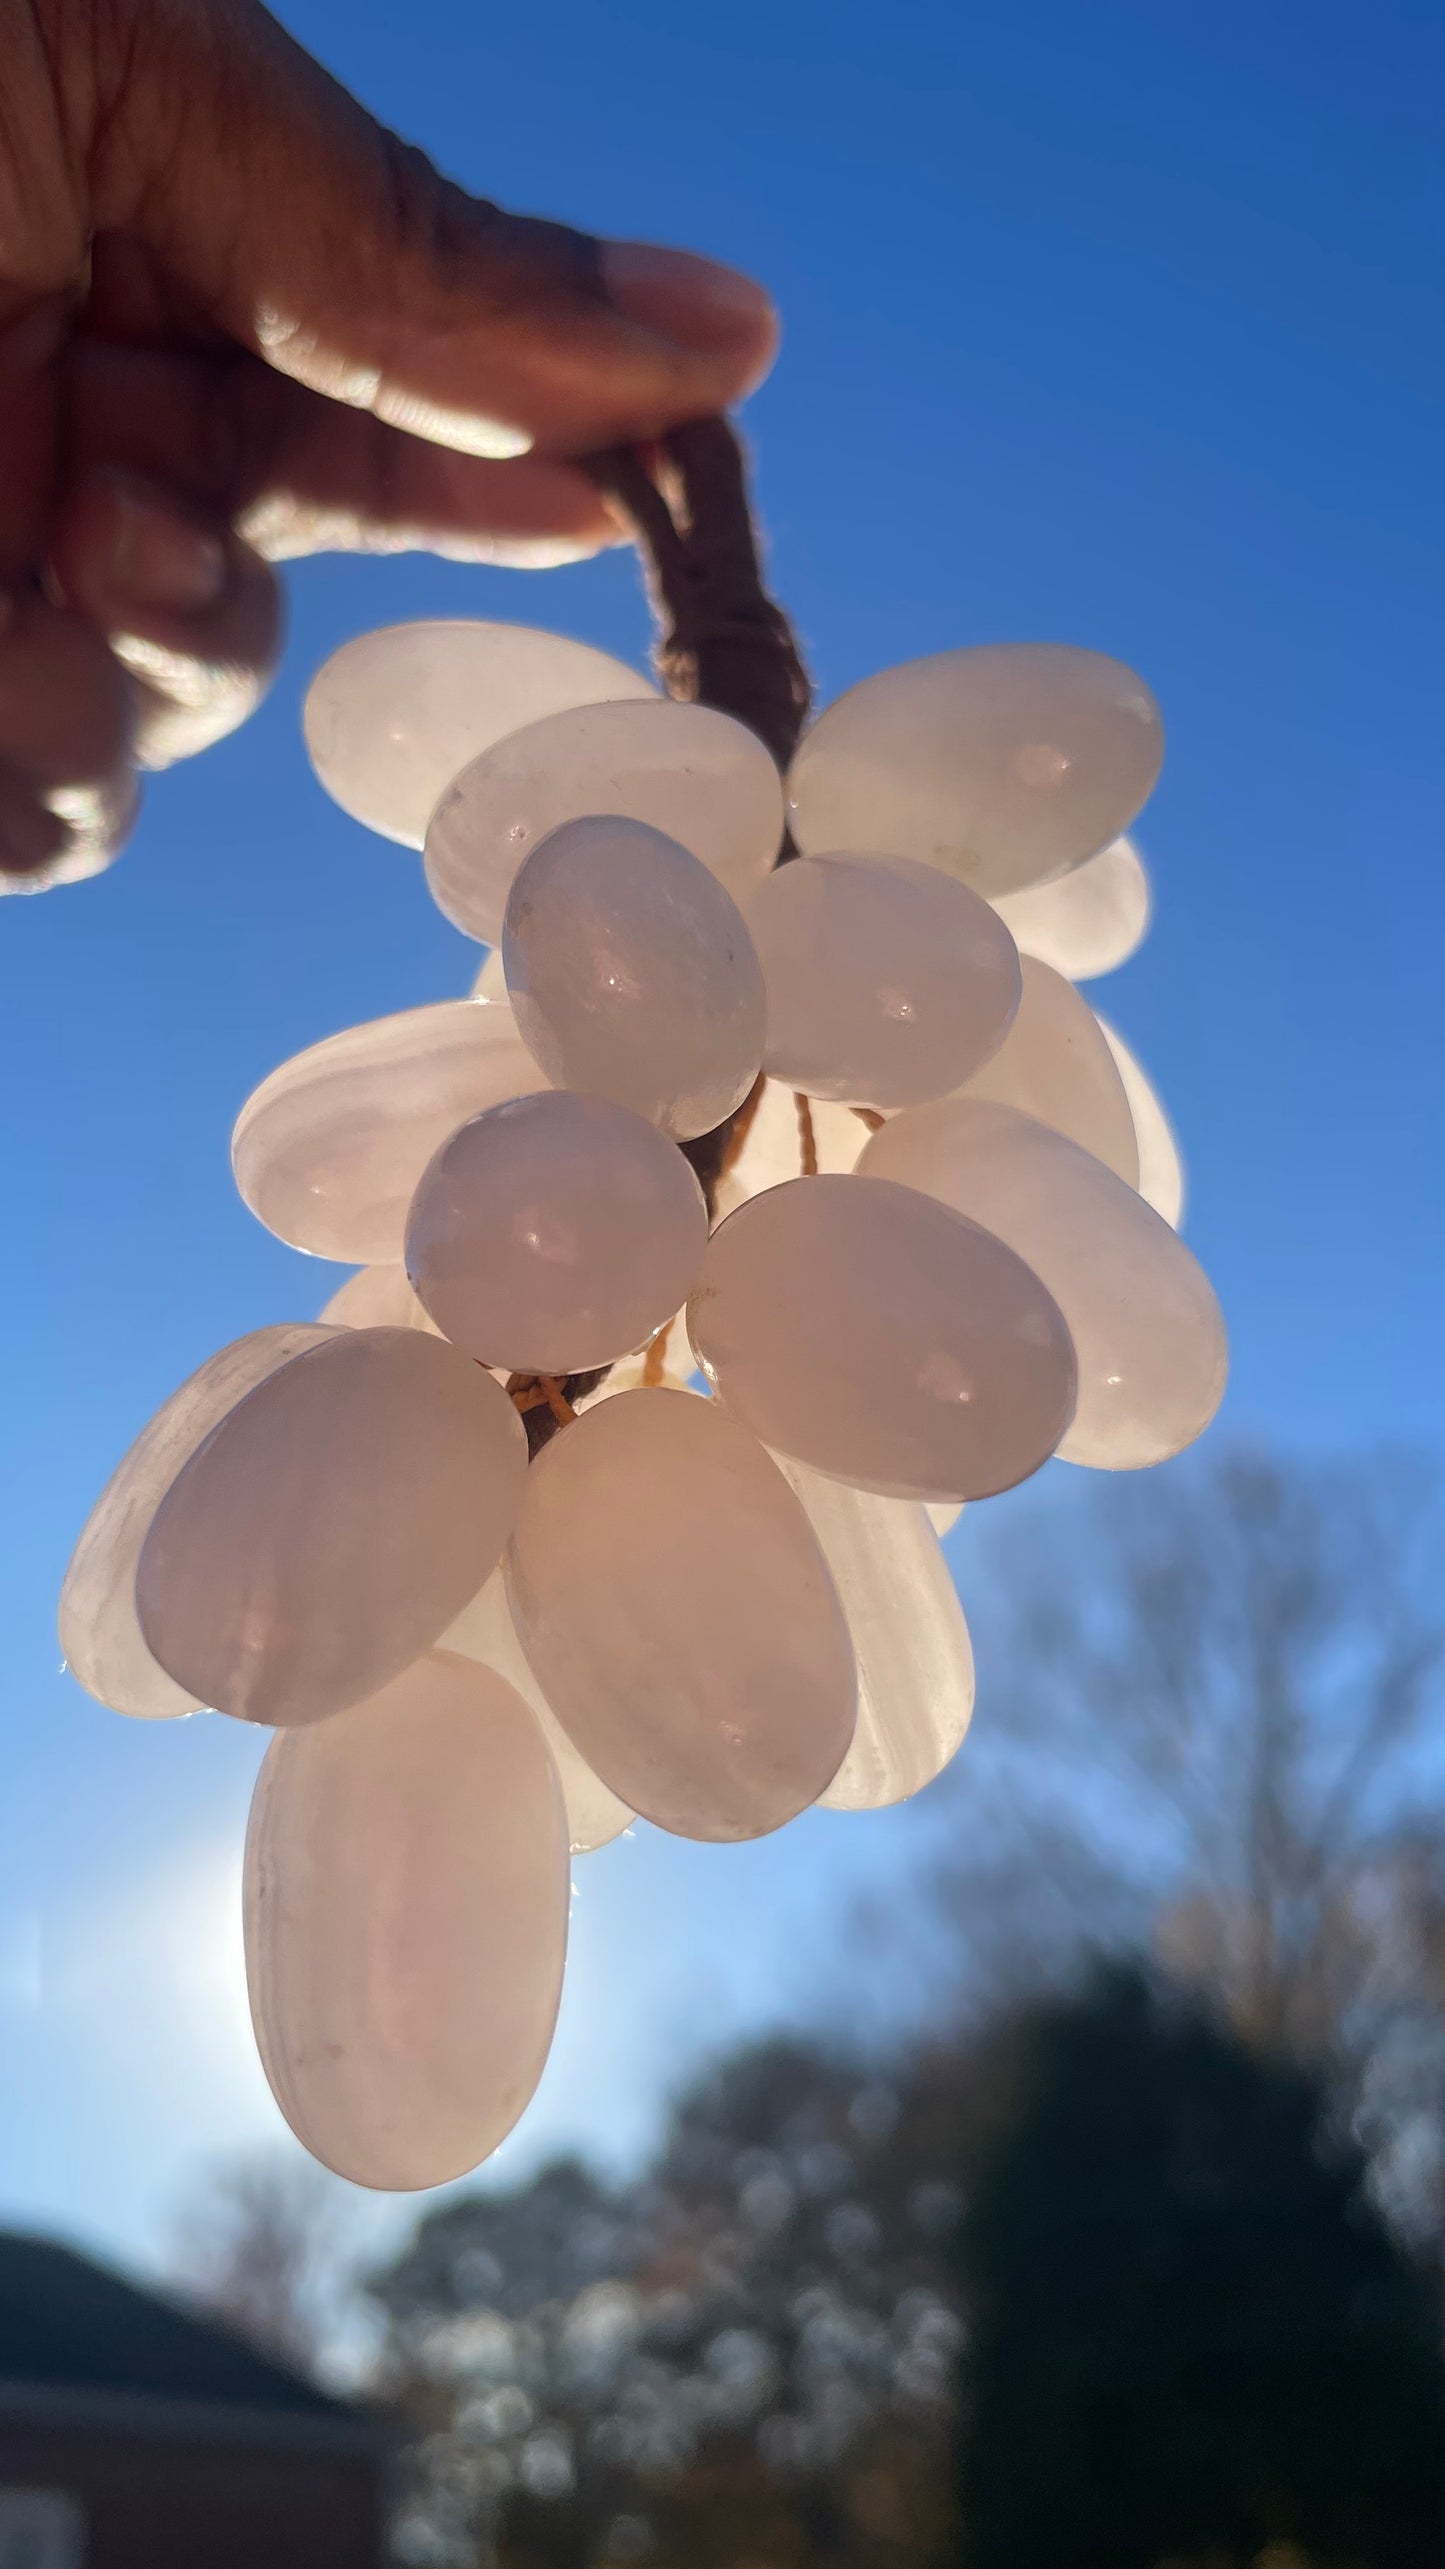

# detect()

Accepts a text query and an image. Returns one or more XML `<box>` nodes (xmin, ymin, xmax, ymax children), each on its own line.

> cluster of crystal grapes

<box><xmin>59</xmin><ymin>618</ymin><xmax>1225</xmax><ymax>2193</ymax></box>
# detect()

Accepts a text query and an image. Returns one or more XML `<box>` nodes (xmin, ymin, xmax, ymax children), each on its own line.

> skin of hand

<box><xmin>0</xmin><ymin>0</ymin><xmax>776</xmax><ymax>891</ymax></box>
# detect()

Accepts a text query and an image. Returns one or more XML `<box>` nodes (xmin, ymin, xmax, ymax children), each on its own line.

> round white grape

<box><xmin>405</xmin><ymin>1090</ymin><xmax>709</xmax><ymax>1375</ymax></box>
<box><xmin>746</xmin><ymin>853</ymin><xmax>1021</xmax><ymax>1107</ymax></box>
<box><xmin>504</xmin><ymin>816</ymin><xmax>766</xmax><ymax>1139</ymax></box>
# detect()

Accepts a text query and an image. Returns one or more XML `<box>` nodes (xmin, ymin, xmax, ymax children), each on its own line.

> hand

<box><xmin>0</xmin><ymin>0</ymin><xmax>776</xmax><ymax>891</ymax></box>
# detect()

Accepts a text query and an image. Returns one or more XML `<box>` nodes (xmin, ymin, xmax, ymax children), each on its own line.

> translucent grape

<box><xmin>992</xmin><ymin>834</ymin><xmax>1151</xmax><ymax>979</ymax></box>
<box><xmin>59</xmin><ymin>1323</ymin><xmax>335</xmax><ymax>1720</ymax></box>
<box><xmin>233</xmin><ymin>997</ymin><xmax>543</xmax><ymax>1264</ymax></box>
<box><xmin>712</xmin><ymin>1079</ymin><xmax>867</xmax><ymax>1221</ymax></box>
<box><xmin>320</xmin><ymin>1265</ymin><xmax>442</xmax><ymax>1333</ymax></box>
<box><xmin>778</xmin><ymin>1461</ymin><xmax>975</xmax><ymax>1810</ymax></box>
<box><xmin>788</xmin><ymin>647</ymin><xmax>1163</xmax><ymax>898</ymax></box>
<box><xmin>745</xmin><ymin>853</ymin><xmax>1021</xmax><ymax>1107</ymax></box>
<box><xmin>406</xmin><ymin>1091</ymin><xmax>708</xmax><ymax>1374</ymax></box>
<box><xmin>426</xmin><ymin>698</ymin><xmax>784</xmax><ymax>941</ymax></box>
<box><xmin>245</xmin><ymin>1651</ymin><xmax>568</xmax><ymax>2190</ymax></box>
<box><xmin>304</xmin><ymin>622</ymin><xmax>653</xmax><ymax>847</ymax></box>
<box><xmin>503</xmin><ymin>817</ymin><xmax>766</xmax><ymax>1139</ymax></box>
<box><xmin>506</xmin><ymin>1390</ymin><xmax>856</xmax><ymax>1841</ymax></box>
<box><xmin>137</xmin><ymin>1328</ymin><xmax>527</xmax><ymax>1724</ymax></box>
<box><xmin>439</xmin><ymin>1572</ymin><xmax>632</xmax><ymax>1854</ymax></box>
<box><xmin>688</xmin><ymin>1174</ymin><xmax>1077</xmax><ymax>1501</ymax></box>
<box><xmin>859</xmin><ymin>1100</ymin><xmax>1225</xmax><ymax>1468</ymax></box>
<box><xmin>927</xmin><ymin>1502</ymin><xmax>964</xmax><ymax>1537</ymax></box>
<box><xmin>952</xmin><ymin>954</ymin><xmax>1139</xmax><ymax>1185</ymax></box>
<box><xmin>1095</xmin><ymin>1014</ymin><xmax>1186</xmax><ymax>1229</ymax></box>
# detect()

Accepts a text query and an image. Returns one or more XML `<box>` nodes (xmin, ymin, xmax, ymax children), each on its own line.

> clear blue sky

<box><xmin>2</xmin><ymin>0</ymin><xmax>1441</xmax><ymax>2281</ymax></box>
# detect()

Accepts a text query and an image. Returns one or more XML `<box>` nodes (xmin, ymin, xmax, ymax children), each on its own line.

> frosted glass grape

<box><xmin>927</xmin><ymin>1502</ymin><xmax>964</xmax><ymax>1537</ymax></box>
<box><xmin>688</xmin><ymin>1175</ymin><xmax>1077</xmax><ymax>1501</ymax></box>
<box><xmin>426</xmin><ymin>699</ymin><xmax>784</xmax><ymax>941</ymax></box>
<box><xmin>503</xmin><ymin>817</ymin><xmax>766</xmax><ymax>1139</ymax></box>
<box><xmin>788</xmin><ymin>647</ymin><xmax>1163</xmax><ymax>899</ymax></box>
<box><xmin>778</xmin><ymin>1461</ymin><xmax>974</xmax><ymax>1810</ymax></box>
<box><xmin>712</xmin><ymin>1078</ymin><xmax>866</xmax><ymax>1221</ymax></box>
<box><xmin>406</xmin><ymin>1092</ymin><xmax>708</xmax><ymax>1374</ymax></box>
<box><xmin>439</xmin><ymin>1573</ymin><xmax>631</xmax><ymax>1854</ymax></box>
<box><xmin>993</xmin><ymin>835</ymin><xmax>1151</xmax><ymax>980</ymax></box>
<box><xmin>245</xmin><ymin>1651</ymin><xmax>568</xmax><ymax>2190</ymax></box>
<box><xmin>304</xmin><ymin>622</ymin><xmax>653</xmax><ymax>847</ymax></box>
<box><xmin>1096</xmin><ymin>1015</ymin><xmax>1186</xmax><ymax>1229</ymax></box>
<box><xmin>859</xmin><ymin>1100</ymin><xmax>1225</xmax><ymax>1469</ymax></box>
<box><xmin>234</xmin><ymin>997</ymin><xmax>544</xmax><ymax>1264</ymax></box>
<box><xmin>472</xmin><ymin>946</ymin><xmax>507</xmax><ymax>1000</ymax></box>
<box><xmin>506</xmin><ymin>1390</ymin><xmax>855</xmax><ymax>1841</ymax></box>
<box><xmin>321</xmin><ymin>1265</ymin><xmax>442</xmax><ymax>1334</ymax></box>
<box><xmin>59</xmin><ymin>1323</ymin><xmax>335</xmax><ymax>1721</ymax></box>
<box><xmin>953</xmin><ymin>954</ymin><xmax>1139</xmax><ymax>1185</ymax></box>
<box><xmin>137</xmin><ymin>1328</ymin><xmax>527</xmax><ymax>1724</ymax></box>
<box><xmin>746</xmin><ymin>854</ymin><xmax>1021</xmax><ymax>1107</ymax></box>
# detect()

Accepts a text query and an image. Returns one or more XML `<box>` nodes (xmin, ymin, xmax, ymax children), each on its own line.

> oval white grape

<box><xmin>778</xmin><ymin>1460</ymin><xmax>975</xmax><ymax>1810</ymax></box>
<box><xmin>859</xmin><ymin>1099</ymin><xmax>1225</xmax><ymax>1469</ymax></box>
<box><xmin>304</xmin><ymin>622</ymin><xmax>653</xmax><ymax>846</ymax></box>
<box><xmin>426</xmin><ymin>697</ymin><xmax>783</xmax><ymax>940</ymax></box>
<box><xmin>137</xmin><ymin>1328</ymin><xmax>527</xmax><ymax>1724</ymax></box>
<box><xmin>506</xmin><ymin>1390</ymin><xmax>856</xmax><ymax>1841</ymax></box>
<box><xmin>688</xmin><ymin>1174</ymin><xmax>1077</xmax><ymax>1501</ymax></box>
<box><xmin>1095</xmin><ymin>1014</ymin><xmax>1186</xmax><ymax>1228</ymax></box>
<box><xmin>245</xmin><ymin>1651</ymin><xmax>568</xmax><ymax>2189</ymax></box>
<box><xmin>991</xmin><ymin>834</ymin><xmax>1151</xmax><ymax>979</ymax></box>
<box><xmin>788</xmin><ymin>646</ymin><xmax>1163</xmax><ymax>899</ymax></box>
<box><xmin>952</xmin><ymin>953</ymin><xmax>1139</xmax><ymax>1185</ymax></box>
<box><xmin>59</xmin><ymin>1323</ymin><xmax>336</xmax><ymax>1720</ymax></box>
<box><xmin>233</xmin><ymin>997</ymin><xmax>543</xmax><ymax>1264</ymax></box>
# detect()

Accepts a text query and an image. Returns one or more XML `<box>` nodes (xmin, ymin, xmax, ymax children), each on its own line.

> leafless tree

<box><xmin>917</xmin><ymin>1445</ymin><xmax>1445</xmax><ymax>2230</ymax></box>
<box><xmin>172</xmin><ymin>2147</ymin><xmax>359</xmax><ymax>2378</ymax></box>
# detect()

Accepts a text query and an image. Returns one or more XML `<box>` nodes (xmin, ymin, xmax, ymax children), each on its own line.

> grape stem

<box><xmin>515</xmin><ymin>417</ymin><xmax>814</xmax><ymax>1454</ymax></box>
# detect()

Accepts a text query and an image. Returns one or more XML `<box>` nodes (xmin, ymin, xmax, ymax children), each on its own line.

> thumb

<box><xmin>80</xmin><ymin>0</ymin><xmax>777</xmax><ymax>459</ymax></box>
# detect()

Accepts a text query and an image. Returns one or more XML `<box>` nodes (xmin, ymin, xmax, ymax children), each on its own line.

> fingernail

<box><xmin>602</xmin><ymin>243</ymin><xmax>777</xmax><ymax>356</ymax></box>
<box><xmin>103</xmin><ymin>481</ymin><xmax>227</xmax><ymax>612</ymax></box>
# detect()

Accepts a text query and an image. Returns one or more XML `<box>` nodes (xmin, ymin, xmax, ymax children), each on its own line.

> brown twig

<box><xmin>516</xmin><ymin>418</ymin><xmax>815</xmax><ymax>1454</ymax></box>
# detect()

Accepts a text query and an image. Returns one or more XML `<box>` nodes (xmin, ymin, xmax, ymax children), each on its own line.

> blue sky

<box><xmin>2</xmin><ymin>0</ymin><xmax>1441</xmax><ymax>2282</ymax></box>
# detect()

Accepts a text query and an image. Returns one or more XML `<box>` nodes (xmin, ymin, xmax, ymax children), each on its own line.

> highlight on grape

<box><xmin>60</xmin><ymin>604</ymin><xmax>1225</xmax><ymax>2192</ymax></box>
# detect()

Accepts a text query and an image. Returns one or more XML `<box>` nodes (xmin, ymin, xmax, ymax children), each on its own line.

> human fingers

<box><xmin>70</xmin><ymin>0</ymin><xmax>777</xmax><ymax>460</ymax></box>
<box><xmin>0</xmin><ymin>586</ymin><xmax>138</xmax><ymax>889</ymax></box>
<box><xmin>47</xmin><ymin>469</ymin><xmax>284</xmax><ymax>767</ymax></box>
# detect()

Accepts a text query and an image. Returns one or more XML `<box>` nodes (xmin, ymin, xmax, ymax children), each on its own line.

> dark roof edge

<box><xmin>0</xmin><ymin>2375</ymin><xmax>392</xmax><ymax>2461</ymax></box>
